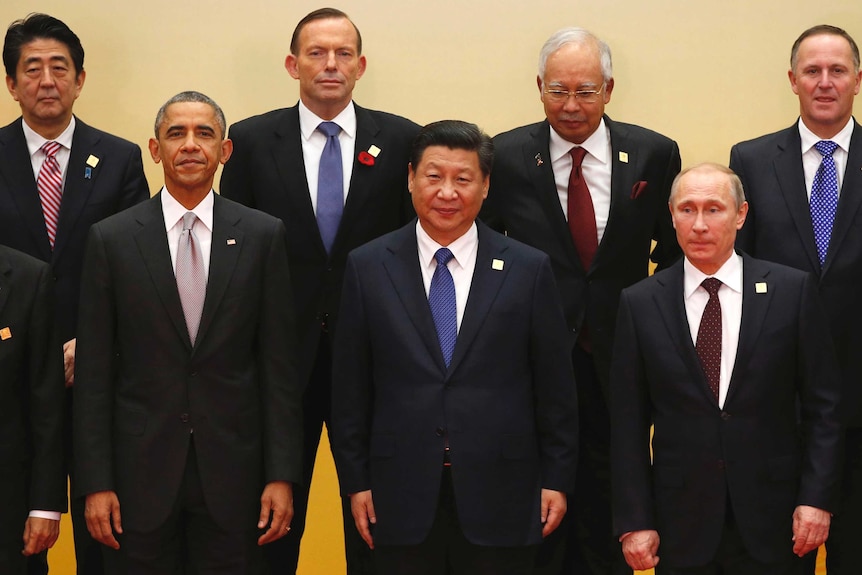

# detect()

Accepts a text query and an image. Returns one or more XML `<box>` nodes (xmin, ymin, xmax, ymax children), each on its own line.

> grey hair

<box><xmin>670</xmin><ymin>163</ymin><xmax>746</xmax><ymax>209</ymax></box>
<box><xmin>153</xmin><ymin>91</ymin><xmax>227</xmax><ymax>138</ymax></box>
<box><xmin>538</xmin><ymin>27</ymin><xmax>613</xmax><ymax>86</ymax></box>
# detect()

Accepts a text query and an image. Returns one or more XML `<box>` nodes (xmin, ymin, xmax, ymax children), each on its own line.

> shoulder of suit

<box><xmin>356</xmin><ymin>104</ymin><xmax>420</xmax><ymax>131</ymax></box>
<box><xmin>492</xmin><ymin>121</ymin><xmax>546</xmax><ymax>148</ymax></box>
<box><xmin>0</xmin><ymin>244</ymin><xmax>51</xmax><ymax>275</ymax></box>
<box><xmin>741</xmin><ymin>253</ymin><xmax>809</xmax><ymax>282</ymax></box>
<box><xmin>731</xmin><ymin>124</ymin><xmax>796</xmax><ymax>153</ymax></box>
<box><xmin>215</xmin><ymin>194</ymin><xmax>283</xmax><ymax>227</ymax></box>
<box><xmin>73</xmin><ymin>118</ymin><xmax>141</xmax><ymax>151</ymax></box>
<box><xmin>605</xmin><ymin>117</ymin><xmax>677</xmax><ymax>148</ymax></box>
<box><xmin>227</xmin><ymin>107</ymin><xmax>295</xmax><ymax>134</ymax></box>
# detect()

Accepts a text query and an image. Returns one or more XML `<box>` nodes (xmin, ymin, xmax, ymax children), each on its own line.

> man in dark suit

<box><xmin>481</xmin><ymin>27</ymin><xmax>681</xmax><ymax>575</ymax></box>
<box><xmin>1</xmin><ymin>14</ymin><xmax>149</xmax><ymax>574</ymax></box>
<box><xmin>610</xmin><ymin>163</ymin><xmax>842</xmax><ymax>574</ymax></box>
<box><xmin>73</xmin><ymin>91</ymin><xmax>302</xmax><ymax>574</ymax></box>
<box><xmin>0</xmin><ymin>245</ymin><xmax>65</xmax><ymax>575</ymax></box>
<box><xmin>729</xmin><ymin>24</ymin><xmax>861</xmax><ymax>575</ymax></box>
<box><xmin>331</xmin><ymin>120</ymin><xmax>578</xmax><ymax>575</ymax></box>
<box><xmin>219</xmin><ymin>8</ymin><xmax>420</xmax><ymax>574</ymax></box>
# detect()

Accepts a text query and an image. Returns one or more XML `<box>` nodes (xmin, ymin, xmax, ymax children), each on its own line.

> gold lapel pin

<box><xmin>86</xmin><ymin>155</ymin><xmax>100</xmax><ymax>168</ymax></box>
<box><xmin>0</xmin><ymin>327</ymin><xmax>11</xmax><ymax>340</ymax></box>
<box><xmin>755</xmin><ymin>282</ymin><xmax>767</xmax><ymax>294</ymax></box>
<box><xmin>227</xmin><ymin>238</ymin><xmax>237</xmax><ymax>245</ymax></box>
<box><xmin>368</xmin><ymin>145</ymin><xmax>381</xmax><ymax>158</ymax></box>
<box><xmin>492</xmin><ymin>259</ymin><xmax>504</xmax><ymax>271</ymax></box>
<box><xmin>619</xmin><ymin>151</ymin><xmax>629</xmax><ymax>163</ymax></box>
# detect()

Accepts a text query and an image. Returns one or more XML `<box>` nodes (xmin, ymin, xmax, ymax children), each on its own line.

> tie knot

<box><xmin>182</xmin><ymin>212</ymin><xmax>198</xmax><ymax>232</ymax></box>
<box><xmin>570</xmin><ymin>146</ymin><xmax>588</xmax><ymax>166</ymax></box>
<box><xmin>701</xmin><ymin>277</ymin><xmax>722</xmax><ymax>296</ymax></box>
<box><xmin>318</xmin><ymin>121</ymin><xmax>341</xmax><ymax>138</ymax></box>
<box><xmin>435</xmin><ymin>247</ymin><xmax>454</xmax><ymax>267</ymax></box>
<box><xmin>814</xmin><ymin>140</ymin><xmax>839</xmax><ymax>157</ymax></box>
<box><xmin>41</xmin><ymin>141</ymin><xmax>61</xmax><ymax>158</ymax></box>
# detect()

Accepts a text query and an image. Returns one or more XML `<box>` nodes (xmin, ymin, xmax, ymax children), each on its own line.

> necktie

<box><xmin>567</xmin><ymin>146</ymin><xmax>598</xmax><ymax>271</ymax></box>
<box><xmin>37</xmin><ymin>141</ymin><xmax>64</xmax><ymax>249</ymax></box>
<box><xmin>696</xmin><ymin>278</ymin><xmax>722</xmax><ymax>402</ymax></box>
<box><xmin>429</xmin><ymin>248</ymin><xmax>457</xmax><ymax>367</ymax></box>
<box><xmin>317</xmin><ymin>121</ymin><xmax>343</xmax><ymax>254</ymax></box>
<box><xmin>810</xmin><ymin>140</ymin><xmax>839</xmax><ymax>267</ymax></box>
<box><xmin>176</xmin><ymin>212</ymin><xmax>206</xmax><ymax>345</ymax></box>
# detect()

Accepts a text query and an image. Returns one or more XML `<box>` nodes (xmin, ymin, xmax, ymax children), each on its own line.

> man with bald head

<box><xmin>729</xmin><ymin>24</ymin><xmax>862</xmax><ymax>574</ymax></box>
<box><xmin>482</xmin><ymin>27</ymin><xmax>681</xmax><ymax>575</ymax></box>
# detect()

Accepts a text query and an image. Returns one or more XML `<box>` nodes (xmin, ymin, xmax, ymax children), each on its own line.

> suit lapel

<box><xmin>447</xmin><ymin>223</ymin><xmax>509</xmax><ymax>375</ymax></box>
<box><xmin>337</xmin><ymin>105</ymin><xmax>381</xmax><ymax>251</ymax></box>
<box><xmin>772</xmin><ymin>128</ymin><xmax>821</xmax><ymax>271</ymax></box>
<box><xmin>133</xmin><ymin>195</ymin><xmax>191</xmax><ymax>349</ymax></box>
<box><xmin>522</xmin><ymin>121</ymin><xmax>581</xmax><ymax>271</ymax></box>
<box><xmin>654</xmin><ymin>261</ymin><xmax>719</xmax><ymax>405</ymax></box>
<box><xmin>0</xmin><ymin>252</ymin><xmax>10</xmax><ymax>318</ymax></box>
<box><xmin>0</xmin><ymin>119</ymin><xmax>52</xmax><ymax>260</ymax></box>
<box><xmin>194</xmin><ymin>195</ymin><xmax>243</xmax><ymax>351</ymax></box>
<box><xmin>381</xmin><ymin>223</ymin><xmax>446</xmax><ymax>371</ymax></box>
<box><xmin>823</xmin><ymin>121</ymin><xmax>862</xmax><ymax>274</ymax></box>
<box><xmin>724</xmin><ymin>256</ymin><xmax>773</xmax><ymax>405</ymax></box>
<box><xmin>53</xmin><ymin>118</ymin><xmax>99</xmax><ymax>263</ymax></box>
<box><xmin>602</xmin><ymin>116</ymin><xmax>638</xmax><ymax>259</ymax></box>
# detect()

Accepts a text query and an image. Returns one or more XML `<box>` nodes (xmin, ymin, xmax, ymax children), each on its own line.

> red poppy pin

<box><xmin>358</xmin><ymin>151</ymin><xmax>375</xmax><ymax>166</ymax></box>
<box><xmin>631</xmin><ymin>180</ymin><xmax>648</xmax><ymax>199</ymax></box>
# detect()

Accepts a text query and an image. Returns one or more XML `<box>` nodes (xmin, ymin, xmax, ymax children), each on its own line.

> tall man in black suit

<box><xmin>331</xmin><ymin>120</ymin><xmax>578</xmax><ymax>575</ymax></box>
<box><xmin>73</xmin><ymin>91</ymin><xmax>302</xmax><ymax>574</ymax></box>
<box><xmin>729</xmin><ymin>25</ymin><xmax>862</xmax><ymax>575</ymax></box>
<box><xmin>1</xmin><ymin>14</ymin><xmax>149</xmax><ymax>575</ymax></box>
<box><xmin>481</xmin><ymin>27</ymin><xmax>681</xmax><ymax>575</ymax></box>
<box><xmin>0</xmin><ymin>245</ymin><xmax>65</xmax><ymax>575</ymax></box>
<box><xmin>611</xmin><ymin>163</ymin><xmax>842</xmax><ymax>574</ymax></box>
<box><xmin>219</xmin><ymin>7</ymin><xmax>420</xmax><ymax>574</ymax></box>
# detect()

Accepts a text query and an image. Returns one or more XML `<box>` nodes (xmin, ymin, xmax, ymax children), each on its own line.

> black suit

<box><xmin>0</xmin><ymin>116</ymin><xmax>149</xmax><ymax>575</ymax></box>
<box><xmin>0</xmin><ymin>246</ymin><xmax>65</xmax><ymax>575</ymax></box>
<box><xmin>73</xmin><ymin>193</ymin><xmax>303</xmax><ymax>571</ymax></box>
<box><xmin>610</xmin><ymin>255</ymin><xmax>842</xmax><ymax>570</ymax></box>
<box><xmin>220</xmin><ymin>102</ymin><xmax>419</xmax><ymax>573</ymax></box>
<box><xmin>482</xmin><ymin>115</ymin><xmax>681</xmax><ymax>575</ymax></box>
<box><xmin>331</xmin><ymin>221</ymin><xmax>578</xmax><ymax>567</ymax></box>
<box><xmin>730</xmin><ymin>121</ymin><xmax>862</xmax><ymax>574</ymax></box>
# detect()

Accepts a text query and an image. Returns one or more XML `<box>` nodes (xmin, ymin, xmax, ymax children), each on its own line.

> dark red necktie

<box><xmin>567</xmin><ymin>146</ymin><xmax>598</xmax><ymax>272</ymax></box>
<box><xmin>696</xmin><ymin>278</ymin><xmax>722</xmax><ymax>402</ymax></box>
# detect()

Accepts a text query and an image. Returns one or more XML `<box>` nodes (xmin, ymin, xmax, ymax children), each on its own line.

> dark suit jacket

<box><xmin>331</xmin><ymin>221</ymin><xmax>579</xmax><ymax>547</ymax></box>
<box><xmin>0</xmin><ymin>246</ymin><xmax>65</xmax><ymax>516</ymax></box>
<box><xmin>73</xmin><ymin>193</ymin><xmax>303</xmax><ymax>532</ymax></box>
<box><xmin>482</xmin><ymin>115</ymin><xmax>681</xmax><ymax>395</ymax></box>
<box><xmin>220</xmin><ymin>103</ymin><xmax>420</xmax><ymax>384</ymax></box>
<box><xmin>731</xmin><ymin>121</ymin><xmax>862</xmax><ymax>427</ymax></box>
<box><xmin>610</xmin><ymin>256</ymin><xmax>842</xmax><ymax>567</ymax></box>
<box><xmin>0</xmin><ymin>117</ymin><xmax>149</xmax><ymax>342</ymax></box>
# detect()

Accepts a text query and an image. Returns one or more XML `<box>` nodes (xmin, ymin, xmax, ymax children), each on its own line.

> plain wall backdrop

<box><xmin>2</xmin><ymin>1</ymin><xmax>859</xmax><ymax>573</ymax></box>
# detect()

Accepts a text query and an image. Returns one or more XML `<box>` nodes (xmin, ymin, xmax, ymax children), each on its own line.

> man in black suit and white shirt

<box><xmin>220</xmin><ymin>8</ymin><xmax>420</xmax><ymax>574</ymax></box>
<box><xmin>1</xmin><ymin>14</ymin><xmax>149</xmax><ymax>575</ymax></box>
<box><xmin>729</xmin><ymin>24</ymin><xmax>862</xmax><ymax>575</ymax></box>
<box><xmin>481</xmin><ymin>27</ymin><xmax>681</xmax><ymax>575</ymax></box>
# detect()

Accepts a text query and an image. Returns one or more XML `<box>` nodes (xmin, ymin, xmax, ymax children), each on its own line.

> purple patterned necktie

<box><xmin>810</xmin><ymin>140</ymin><xmax>839</xmax><ymax>267</ymax></box>
<box><xmin>176</xmin><ymin>212</ymin><xmax>205</xmax><ymax>345</ymax></box>
<box><xmin>429</xmin><ymin>248</ymin><xmax>457</xmax><ymax>367</ymax></box>
<box><xmin>317</xmin><ymin>121</ymin><xmax>343</xmax><ymax>254</ymax></box>
<box><xmin>696</xmin><ymin>277</ymin><xmax>722</xmax><ymax>402</ymax></box>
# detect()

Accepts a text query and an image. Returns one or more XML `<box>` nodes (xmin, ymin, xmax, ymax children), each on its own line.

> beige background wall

<box><xmin>2</xmin><ymin>0</ymin><xmax>859</xmax><ymax>573</ymax></box>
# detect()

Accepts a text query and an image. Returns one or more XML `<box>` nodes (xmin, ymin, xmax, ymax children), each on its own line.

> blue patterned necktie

<box><xmin>317</xmin><ymin>121</ymin><xmax>343</xmax><ymax>254</ymax></box>
<box><xmin>429</xmin><ymin>248</ymin><xmax>457</xmax><ymax>367</ymax></box>
<box><xmin>810</xmin><ymin>140</ymin><xmax>839</xmax><ymax>267</ymax></box>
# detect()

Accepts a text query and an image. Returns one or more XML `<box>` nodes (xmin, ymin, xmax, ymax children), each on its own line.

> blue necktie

<box><xmin>429</xmin><ymin>248</ymin><xmax>457</xmax><ymax>367</ymax></box>
<box><xmin>317</xmin><ymin>121</ymin><xmax>343</xmax><ymax>254</ymax></box>
<box><xmin>810</xmin><ymin>140</ymin><xmax>839</xmax><ymax>267</ymax></box>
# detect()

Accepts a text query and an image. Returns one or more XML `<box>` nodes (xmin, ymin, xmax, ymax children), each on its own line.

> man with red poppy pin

<box><xmin>220</xmin><ymin>7</ymin><xmax>419</xmax><ymax>575</ymax></box>
<box><xmin>481</xmin><ymin>27</ymin><xmax>681</xmax><ymax>575</ymax></box>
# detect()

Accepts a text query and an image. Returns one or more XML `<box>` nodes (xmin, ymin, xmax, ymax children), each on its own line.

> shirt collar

<box><xmin>684</xmin><ymin>251</ymin><xmax>743</xmax><ymax>299</ymax></box>
<box><xmin>298</xmin><ymin>99</ymin><xmax>357</xmax><ymax>141</ymax></box>
<box><xmin>549</xmin><ymin>117</ymin><xmax>609</xmax><ymax>164</ymax></box>
<box><xmin>22</xmin><ymin>116</ymin><xmax>76</xmax><ymax>157</ymax></box>
<box><xmin>416</xmin><ymin>220</ymin><xmax>478</xmax><ymax>270</ymax></box>
<box><xmin>798</xmin><ymin>116</ymin><xmax>854</xmax><ymax>154</ymax></box>
<box><xmin>160</xmin><ymin>186</ymin><xmax>215</xmax><ymax>233</ymax></box>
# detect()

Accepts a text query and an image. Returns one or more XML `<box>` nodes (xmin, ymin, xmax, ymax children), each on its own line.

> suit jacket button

<box><xmin>180</xmin><ymin>413</ymin><xmax>190</xmax><ymax>423</ymax></box>
<box><xmin>721</xmin><ymin>411</ymin><xmax>731</xmax><ymax>420</ymax></box>
<box><xmin>717</xmin><ymin>459</ymin><xmax>725</xmax><ymax>469</ymax></box>
<box><xmin>435</xmin><ymin>427</ymin><xmax>444</xmax><ymax>437</ymax></box>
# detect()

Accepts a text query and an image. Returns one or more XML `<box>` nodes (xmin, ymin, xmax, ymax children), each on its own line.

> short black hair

<box><xmin>410</xmin><ymin>120</ymin><xmax>494</xmax><ymax>177</ymax></box>
<box><xmin>3</xmin><ymin>13</ymin><xmax>84</xmax><ymax>79</ymax></box>
<box><xmin>154</xmin><ymin>91</ymin><xmax>227</xmax><ymax>139</ymax></box>
<box><xmin>290</xmin><ymin>8</ymin><xmax>362</xmax><ymax>56</ymax></box>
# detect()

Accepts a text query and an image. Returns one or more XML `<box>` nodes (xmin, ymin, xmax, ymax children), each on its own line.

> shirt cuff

<box><xmin>28</xmin><ymin>510</ymin><xmax>62</xmax><ymax>521</ymax></box>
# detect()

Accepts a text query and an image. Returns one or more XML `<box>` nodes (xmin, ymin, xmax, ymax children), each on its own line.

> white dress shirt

<box><xmin>683</xmin><ymin>252</ymin><xmax>743</xmax><ymax>409</ymax></box>
<box><xmin>549</xmin><ymin>118</ymin><xmax>612</xmax><ymax>244</ymax></box>
<box><xmin>23</xmin><ymin>116</ymin><xmax>75</xmax><ymax>191</ymax></box>
<box><xmin>416</xmin><ymin>222</ymin><xmax>479</xmax><ymax>333</ymax></box>
<box><xmin>298</xmin><ymin>100</ymin><xmax>357</xmax><ymax>214</ymax></box>
<box><xmin>799</xmin><ymin>116</ymin><xmax>854</xmax><ymax>199</ymax></box>
<box><xmin>161</xmin><ymin>188</ymin><xmax>214</xmax><ymax>280</ymax></box>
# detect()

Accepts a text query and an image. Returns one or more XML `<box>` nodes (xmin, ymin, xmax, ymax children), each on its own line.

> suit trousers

<box><xmin>820</xmin><ymin>427</ymin><xmax>862</xmax><ymax>574</ymax></box>
<box><xmin>263</xmin><ymin>334</ymin><xmax>373</xmax><ymax>575</ymax></box>
<box><xmin>374</xmin><ymin>467</ymin><xmax>537</xmax><ymax>575</ymax></box>
<box><xmin>1</xmin><ymin>462</ymin><xmax>28</xmax><ymax>575</ymax></box>
<box><xmin>102</xmin><ymin>438</ymin><xmax>262</xmax><ymax>575</ymax></box>
<box><xmin>535</xmin><ymin>346</ymin><xmax>630</xmax><ymax>575</ymax></box>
